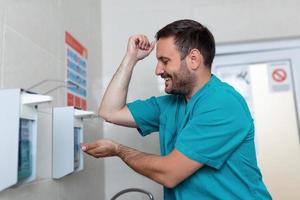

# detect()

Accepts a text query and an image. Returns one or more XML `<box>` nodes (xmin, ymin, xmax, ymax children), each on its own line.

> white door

<box><xmin>213</xmin><ymin>47</ymin><xmax>300</xmax><ymax>200</ymax></box>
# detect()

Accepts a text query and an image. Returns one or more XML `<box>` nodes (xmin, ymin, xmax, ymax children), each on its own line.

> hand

<box><xmin>81</xmin><ymin>139</ymin><xmax>120</xmax><ymax>158</ymax></box>
<box><xmin>126</xmin><ymin>35</ymin><xmax>155</xmax><ymax>62</ymax></box>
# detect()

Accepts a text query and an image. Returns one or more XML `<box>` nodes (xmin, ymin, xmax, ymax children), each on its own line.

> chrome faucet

<box><xmin>111</xmin><ymin>188</ymin><xmax>155</xmax><ymax>200</ymax></box>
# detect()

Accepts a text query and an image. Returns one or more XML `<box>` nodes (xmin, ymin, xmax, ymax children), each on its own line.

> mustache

<box><xmin>161</xmin><ymin>73</ymin><xmax>172</xmax><ymax>79</ymax></box>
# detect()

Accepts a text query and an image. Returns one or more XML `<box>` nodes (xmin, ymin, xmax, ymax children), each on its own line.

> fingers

<box><xmin>80</xmin><ymin>142</ymin><xmax>98</xmax><ymax>151</ymax></box>
<box><xmin>81</xmin><ymin>141</ymin><xmax>102</xmax><ymax>158</ymax></box>
<box><xmin>85</xmin><ymin>147</ymin><xmax>101</xmax><ymax>157</ymax></box>
<box><xmin>147</xmin><ymin>41</ymin><xmax>156</xmax><ymax>53</ymax></box>
<box><xmin>81</xmin><ymin>139</ymin><xmax>119</xmax><ymax>158</ymax></box>
<box><xmin>132</xmin><ymin>35</ymin><xmax>152</xmax><ymax>51</ymax></box>
<box><xmin>139</xmin><ymin>35</ymin><xmax>151</xmax><ymax>50</ymax></box>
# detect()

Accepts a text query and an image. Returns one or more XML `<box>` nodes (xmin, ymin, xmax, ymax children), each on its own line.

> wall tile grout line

<box><xmin>4</xmin><ymin>24</ymin><xmax>59</xmax><ymax>63</ymax></box>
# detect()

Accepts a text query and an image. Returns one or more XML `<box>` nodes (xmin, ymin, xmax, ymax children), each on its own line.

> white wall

<box><xmin>100</xmin><ymin>0</ymin><xmax>300</xmax><ymax>199</ymax></box>
<box><xmin>0</xmin><ymin>0</ymin><xmax>104</xmax><ymax>200</ymax></box>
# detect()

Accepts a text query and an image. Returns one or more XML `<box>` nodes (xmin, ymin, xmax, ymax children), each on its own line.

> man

<box><xmin>81</xmin><ymin>19</ymin><xmax>272</xmax><ymax>200</ymax></box>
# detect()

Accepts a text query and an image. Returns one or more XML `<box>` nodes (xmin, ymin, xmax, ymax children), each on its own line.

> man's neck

<box><xmin>185</xmin><ymin>71</ymin><xmax>212</xmax><ymax>101</ymax></box>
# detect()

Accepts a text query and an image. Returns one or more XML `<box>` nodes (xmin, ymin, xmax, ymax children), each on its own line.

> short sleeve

<box><xmin>127</xmin><ymin>96</ymin><xmax>161</xmax><ymax>136</ymax></box>
<box><xmin>175</xmin><ymin>93</ymin><xmax>252</xmax><ymax>170</ymax></box>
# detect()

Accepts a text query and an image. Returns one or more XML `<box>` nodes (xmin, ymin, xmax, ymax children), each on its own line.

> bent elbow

<box><xmin>98</xmin><ymin>109</ymin><xmax>111</xmax><ymax>122</ymax></box>
<box><xmin>163</xmin><ymin>180</ymin><xmax>179</xmax><ymax>189</ymax></box>
<box><xmin>161</xmin><ymin>177</ymin><xmax>181</xmax><ymax>189</ymax></box>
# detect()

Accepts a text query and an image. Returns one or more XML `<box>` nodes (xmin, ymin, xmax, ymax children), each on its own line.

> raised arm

<box><xmin>98</xmin><ymin>35</ymin><xmax>155</xmax><ymax>127</ymax></box>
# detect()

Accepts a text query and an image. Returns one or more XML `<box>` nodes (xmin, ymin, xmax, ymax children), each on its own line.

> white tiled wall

<box><xmin>0</xmin><ymin>0</ymin><xmax>104</xmax><ymax>200</ymax></box>
<box><xmin>100</xmin><ymin>0</ymin><xmax>300</xmax><ymax>199</ymax></box>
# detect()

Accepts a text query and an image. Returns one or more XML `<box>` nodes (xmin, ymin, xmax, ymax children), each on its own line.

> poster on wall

<box><xmin>65</xmin><ymin>32</ymin><xmax>87</xmax><ymax>110</ymax></box>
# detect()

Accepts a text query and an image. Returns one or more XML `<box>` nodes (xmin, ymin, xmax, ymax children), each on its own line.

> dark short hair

<box><xmin>156</xmin><ymin>19</ymin><xmax>215</xmax><ymax>68</ymax></box>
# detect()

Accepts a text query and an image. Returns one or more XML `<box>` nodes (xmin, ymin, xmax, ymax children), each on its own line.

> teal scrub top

<box><xmin>127</xmin><ymin>75</ymin><xmax>272</xmax><ymax>200</ymax></box>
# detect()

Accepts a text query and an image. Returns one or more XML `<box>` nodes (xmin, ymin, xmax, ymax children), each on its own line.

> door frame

<box><xmin>216</xmin><ymin>37</ymin><xmax>300</xmax><ymax>55</ymax></box>
<box><xmin>214</xmin><ymin>37</ymin><xmax>300</xmax><ymax>141</ymax></box>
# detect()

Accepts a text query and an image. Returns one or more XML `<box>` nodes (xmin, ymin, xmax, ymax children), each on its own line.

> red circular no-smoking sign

<box><xmin>272</xmin><ymin>68</ymin><xmax>287</xmax><ymax>82</ymax></box>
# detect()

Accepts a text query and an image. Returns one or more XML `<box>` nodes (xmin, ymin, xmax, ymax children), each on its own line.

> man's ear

<box><xmin>187</xmin><ymin>49</ymin><xmax>203</xmax><ymax>70</ymax></box>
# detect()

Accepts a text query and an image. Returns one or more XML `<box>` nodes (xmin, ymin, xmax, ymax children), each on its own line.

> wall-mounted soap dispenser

<box><xmin>0</xmin><ymin>89</ymin><xmax>52</xmax><ymax>191</ymax></box>
<box><xmin>52</xmin><ymin>106</ymin><xmax>95</xmax><ymax>179</ymax></box>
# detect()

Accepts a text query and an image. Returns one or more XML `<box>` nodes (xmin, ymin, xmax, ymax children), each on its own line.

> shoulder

<box><xmin>193</xmin><ymin>80</ymin><xmax>252</xmax><ymax>120</ymax></box>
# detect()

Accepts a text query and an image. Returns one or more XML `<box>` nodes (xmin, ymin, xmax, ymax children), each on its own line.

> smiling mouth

<box><xmin>161</xmin><ymin>74</ymin><xmax>171</xmax><ymax>80</ymax></box>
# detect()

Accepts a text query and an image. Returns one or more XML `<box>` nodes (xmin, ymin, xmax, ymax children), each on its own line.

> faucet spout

<box><xmin>111</xmin><ymin>188</ymin><xmax>154</xmax><ymax>200</ymax></box>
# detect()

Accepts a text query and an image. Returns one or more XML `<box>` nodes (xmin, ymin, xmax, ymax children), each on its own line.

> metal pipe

<box><xmin>26</xmin><ymin>79</ymin><xmax>65</xmax><ymax>91</ymax></box>
<box><xmin>111</xmin><ymin>188</ymin><xmax>154</xmax><ymax>200</ymax></box>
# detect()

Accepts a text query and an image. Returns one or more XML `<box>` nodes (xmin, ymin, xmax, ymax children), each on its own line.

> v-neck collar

<box><xmin>186</xmin><ymin>74</ymin><xmax>217</xmax><ymax>112</ymax></box>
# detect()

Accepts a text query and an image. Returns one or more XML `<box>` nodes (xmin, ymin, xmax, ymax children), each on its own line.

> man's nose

<box><xmin>155</xmin><ymin>63</ymin><xmax>164</xmax><ymax>76</ymax></box>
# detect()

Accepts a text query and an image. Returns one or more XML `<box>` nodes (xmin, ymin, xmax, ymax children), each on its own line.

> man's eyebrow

<box><xmin>157</xmin><ymin>56</ymin><xmax>170</xmax><ymax>61</ymax></box>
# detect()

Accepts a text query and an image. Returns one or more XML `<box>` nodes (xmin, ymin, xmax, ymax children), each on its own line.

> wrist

<box><xmin>123</xmin><ymin>53</ymin><xmax>138</xmax><ymax>66</ymax></box>
<box><xmin>115</xmin><ymin>143</ymin><xmax>122</xmax><ymax>156</ymax></box>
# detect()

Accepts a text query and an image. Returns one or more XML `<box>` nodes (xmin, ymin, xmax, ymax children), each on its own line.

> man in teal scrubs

<box><xmin>81</xmin><ymin>19</ymin><xmax>272</xmax><ymax>199</ymax></box>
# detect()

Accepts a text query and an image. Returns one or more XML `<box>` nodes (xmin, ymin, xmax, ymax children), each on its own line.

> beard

<box><xmin>164</xmin><ymin>60</ymin><xmax>196</xmax><ymax>96</ymax></box>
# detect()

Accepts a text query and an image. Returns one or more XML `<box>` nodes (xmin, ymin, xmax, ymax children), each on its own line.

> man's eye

<box><xmin>162</xmin><ymin>61</ymin><xmax>168</xmax><ymax>65</ymax></box>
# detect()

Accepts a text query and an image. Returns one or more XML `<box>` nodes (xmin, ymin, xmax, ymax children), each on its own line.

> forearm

<box><xmin>81</xmin><ymin>139</ymin><xmax>202</xmax><ymax>188</ymax></box>
<box><xmin>116</xmin><ymin>144</ymin><xmax>176</xmax><ymax>188</ymax></box>
<box><xmin>98</xmin><ymin>55</ymin><xmax>136</xmax><ymax>119</ymax></box>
